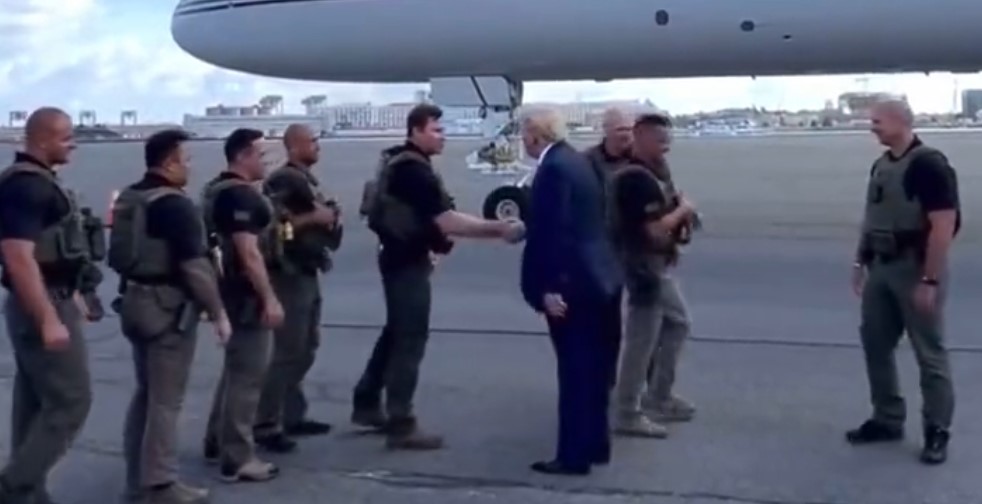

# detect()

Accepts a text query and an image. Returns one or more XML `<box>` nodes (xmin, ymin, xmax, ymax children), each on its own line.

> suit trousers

<box><xmin>547</xmin><ymin>291</ymin><xmax>616</xmax><ymax>469</ymax></box>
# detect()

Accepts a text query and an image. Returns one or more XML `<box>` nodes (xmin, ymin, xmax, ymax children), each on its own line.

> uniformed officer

<box><xmin>353</xmin><ymin>103</ymin><xmax>524</xmax><ymax>449</ymax></box>
<box><xmin>108</xmin><ymin>129</ymin><xmax>231</xmax><ymax>504</ymax></box>
<box><xmin>253</xmin><ymin>123</ymin><xmax>340</xmax><ymax>453</ymax></box>
<box><xmin>201</xmin><ymin>128</ymin><xmax>285</xmax><ymax>482</ymax></box>
<box><xmin>609</xmin><ymin>113</ymin><xmax>697</xmax><ymax>439</ymax></box>
<box><xmin>847</xmin><ymin>99</ymin><xmax>960</xmax><ymax>465</ymax></box>
<box><xmin>0</xmin><ymin>107</ymin><xmax>92</xmax><ymax>504</ymax></box>
<box><xmin>584</xmin><ymin>107</ymin><xmax>635</xmax><ymax>389</ymax></box>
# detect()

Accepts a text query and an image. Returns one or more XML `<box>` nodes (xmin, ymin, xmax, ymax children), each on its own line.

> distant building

<box><xmin>182</xmin><ymin>99</ymin><xmax>484</xmax><ymax>138</ymax></box>
<box><xmin>961</xmin><ymin>89</ymin><xmax>982</xmax><ymax>119</ymax></box>
<box><xmin>180</xmin><ymin>97</ymin><xmax>661</xmax><ymax>138</ymax></box>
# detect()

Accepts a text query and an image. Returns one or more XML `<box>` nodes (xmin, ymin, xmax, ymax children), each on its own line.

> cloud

<box><xmin>0</xmin><ymin>0</ymin><xmax>978</xmax><ymax>124</ymax></box>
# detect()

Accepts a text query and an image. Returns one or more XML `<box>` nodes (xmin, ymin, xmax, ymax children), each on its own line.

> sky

<box><xmin>1</xmin><ymin>0</ymin><xmax>981</xmax><ymax>123</ymax></box>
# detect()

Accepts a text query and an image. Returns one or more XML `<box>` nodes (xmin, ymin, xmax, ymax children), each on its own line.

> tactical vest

<box><xmin>263</xmin><ymin>164</ymin><xmax>342</xmax><ymax>273</ymax></box>
<box><xmin>359</xmin><ymin>149</ymin><xmax>396</xmax><ymax>218</ymax></box>
<box><xmin>0</xmin><ymin>162</ymin><xmax>89</xmax><ymax>269</ymax></box>
<box><xmin>367</xmin><ymin>149</ymin><xmax>454</xmax><ymax>242</ymax></box>
<box><xmin>609</xmin><ymin>164</ymin><xmax>682</xmax><ymax>271</ymax></box>
<box><xmin>200</xmin><ymin>176</ymin><xmax>281</xmax><ymax>274</ymax></box>
<box><xmin>108</xmin><ymin>186</ymin><xmax>194</xmax><ymax>278</ymax></box>
<box><xmin>860</xmin><ymin>145</ymin><xmax>934</xmax><ymax>259</ymax></box>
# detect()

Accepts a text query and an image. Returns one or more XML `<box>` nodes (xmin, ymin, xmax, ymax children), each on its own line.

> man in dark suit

<box><xmin>519</xmin><ymin>106</ymin><xmax>624</xmax><ymax>476</ymax></box>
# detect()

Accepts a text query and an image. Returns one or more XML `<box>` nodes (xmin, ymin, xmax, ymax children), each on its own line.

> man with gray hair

<box><xmin>584</xmin><ymin>107</ymin><xmax>635</xmax><ymax>388</ymax></box>
<box><xmin>519</xmin><ymin>106</ymin><xmax>623</xmax><ymax>475</ymax></box>
<box><xmin>847</xmin><ymin>99</ymin><xmax>960</xmax><ymax>465</ymax></box>
<box><xmin>585</xmin><ymin>107</ymin><xmax>634</xmax><ymax>179</ymax></box>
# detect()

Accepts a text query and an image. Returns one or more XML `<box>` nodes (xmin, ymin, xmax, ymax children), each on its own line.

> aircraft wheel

<box><xmin>482</xmin><ymin>185</ymin><xmax>528</xmax><ymax>221</ymax></box>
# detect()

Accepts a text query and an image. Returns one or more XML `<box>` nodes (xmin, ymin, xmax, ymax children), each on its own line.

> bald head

<box><xmin>600</xmin><ymin>107</ymin><xmax>634</xmax><ymax>158</ymax></box>
<box><xmin>23</xmin><ymin>107</ymin><xmax>75</xmax><ymax>166</ymax></box>
<box><xmin>283</xmin><ymin>123</ymin><xmax>320</xmax><ymax>167</ymax></box>
<box><xmin>870</xmin><ymin>99</ymin><xmax>915</xmax><ymax>149</ymax></box>
<box><xmin>25</xmin><ymin>107</ymin><xmax>70</xmax><ymax>141</ymax></box>
<box><xmin>872</xmin><ymin>99</ymin><xmax>914</xmax><ymax>126</ymax></box>
<box><xmin>601</xmin><ymin>107</ymin><xmax>633</xmax><ymax>131</ymax></box>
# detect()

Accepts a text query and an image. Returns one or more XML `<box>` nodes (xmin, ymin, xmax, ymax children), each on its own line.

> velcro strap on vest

<box><xmin>387</xmin><ymin>150</ymin><xmax>429</xmax><ymax>167</ymax></box>
<box><xmin>208</xmin><ymin>177</ymin><xmax>251</xmax><ymax>195</ymax></box>
<box><xmin>140</xmin><ymin>186</ymin><xmax>185</xmax><ymax>204</ymax></box>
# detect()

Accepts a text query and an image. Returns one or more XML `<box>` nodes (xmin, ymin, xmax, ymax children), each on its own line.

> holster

<box><xmin>119</xmin><ymin>283</ymin><xmax>190</xmax><ymax>340</ymax></box>
<box><xmin>861</xmin><ymin>230</ymin><xmax>925</xmax><ymax>264</ymax></box>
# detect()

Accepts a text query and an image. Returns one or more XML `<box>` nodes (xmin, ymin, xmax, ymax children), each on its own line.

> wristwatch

<box><xmin>920</xmin><ymin>276</ymin><xmax>939</xmax><ymax>286</ymax></box>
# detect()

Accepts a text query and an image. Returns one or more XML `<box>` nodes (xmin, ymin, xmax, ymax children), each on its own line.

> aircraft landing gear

<box><xmin>483</xmin><ymin>182</ymin><xmax>530</xmax><ymax>220</ymax></box>
<box><xmin>430</xmin><ymin>76</ymin><xmax>534</xmax><ymax>220</ymax></box>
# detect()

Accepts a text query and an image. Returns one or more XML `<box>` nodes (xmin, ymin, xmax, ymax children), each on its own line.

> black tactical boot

<box><xmin>920</xmin><ymin>425</ymin><xmax>949</xmax><ymax>465</ymax></box>
<box><xmin>845</xmin><ymin>419</ymin><xmax>903</xmax><ymax>445</ymax></box>
<box><xmin>255</xmin><ymin>433</ymin><xmax>297</xmax><ymax>454</ymax></box>
<box><xmin>285</xmin><ymin>419</ymin><xmax>332</xmax><ymax>437</ymax></box>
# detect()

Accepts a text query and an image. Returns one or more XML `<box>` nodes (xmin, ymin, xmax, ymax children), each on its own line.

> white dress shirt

<box><xmin>537</xmin><ymin>142</ymin><xmax>555</xmax><ymax>165</ymax></box>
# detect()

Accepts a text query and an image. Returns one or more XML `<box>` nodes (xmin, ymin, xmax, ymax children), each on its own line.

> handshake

<box><xmin>499</xmin><ymin>218</ymin><xmax>526</xmax><ymax>244</ymax></box>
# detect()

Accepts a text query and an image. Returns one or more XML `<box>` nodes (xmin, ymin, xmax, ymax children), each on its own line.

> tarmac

<box><xmin>1</xmin><ymin>131</ymin><xmax>982</xmax><ymax>503</ymax></box>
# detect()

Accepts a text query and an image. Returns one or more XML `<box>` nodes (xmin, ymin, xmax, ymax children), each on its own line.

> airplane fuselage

<box><xmin>172</xmin><ymin>0</ymin><xmax>982</xmax><ymax>83</ymax></box>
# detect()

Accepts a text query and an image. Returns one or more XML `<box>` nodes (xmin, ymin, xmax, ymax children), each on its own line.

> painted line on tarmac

<box><xmin>321</xmin><ymin>321</ymin><xmax>982</xmax><ymax>354</ymax></box>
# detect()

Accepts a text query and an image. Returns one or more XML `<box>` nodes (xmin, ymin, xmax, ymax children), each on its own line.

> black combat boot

<box><xmin>845</xmin><ymin>419</ymin><xmax>903</xmax><ymax>445</ymax></box>
<box><xmin>285</xmin><ymin>419</ymin><xmax>332</xmax><ymax>437</ymax></box>
<box><xmin>920</xmin><ymin>425</ymin><xmax>949</xmax><ymax>465</ymax></box>
<box><xmin>255</xmin><ymin>432</ymin><xmax>297</xmax><ymax>454</ymax></box>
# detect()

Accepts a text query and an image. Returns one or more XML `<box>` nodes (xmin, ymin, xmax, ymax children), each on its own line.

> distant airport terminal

<box><xmin>3</xmin><ymin>89</ymin><xmax>982</xmax><ymax>142</ymax></box>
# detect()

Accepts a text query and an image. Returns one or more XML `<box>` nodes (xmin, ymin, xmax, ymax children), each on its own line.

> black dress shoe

<box><xmin>256</xmin><ymin>433</ymin><xmax>298</xmax><ymax>453</ymax></box>
<box><xmin>846</xmin><ymin>419</ymin><xmax>903</xmax><ymax>445</ymax></box>
<box><xmin>920</xmin><ymin>425</ymin><xmax>949</xmax><ymax>465</ymax></box>
<box><xmin>285</xmin><ymin>419</ymin><xmax>333</xmax><ymax>437</ymax></box>
<box><xmin>530</xmin><ymin>460</ymin><xmax>590</xmax><ymax>476</ymax></box>
<box><xmin>593</xmin><ymin>445</ymin><xmax>611</xmax><ymax>466</ymax></box>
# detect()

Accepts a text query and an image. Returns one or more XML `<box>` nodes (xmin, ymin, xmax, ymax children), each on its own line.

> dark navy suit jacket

<box><xmin>520</xmin><ymin>141</ymin><xmax>623</xmax><ymax>312</ymax></box>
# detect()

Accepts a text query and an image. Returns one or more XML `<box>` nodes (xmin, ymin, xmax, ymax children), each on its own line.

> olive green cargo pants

<box><xmin>1</xmin><ymin>290</ymin><xmax>92</xmax><ymax>503</ymax></box>
<box><xmin>353</xmin><ymin>261</ymin><xmax>433</xmax><ymax>429</ymax></box>
<box><xmin>206</xmin><ymin>322</ymin><xmax>273</xmax><ymax>468</ymax></box>
<box><xmin>256</xmin><ymin>273</ymin><xmax>321</xmax><ymax>436</ymax></box>
<box><xmin>122</xmin><ymin>301</ymin><xmax>199</xmax><ymax>491</ymax></box>
<box><xmin>860</xmin><ymin>256</ymin><xmax>954</xmax><ymax>430</ymax></box>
